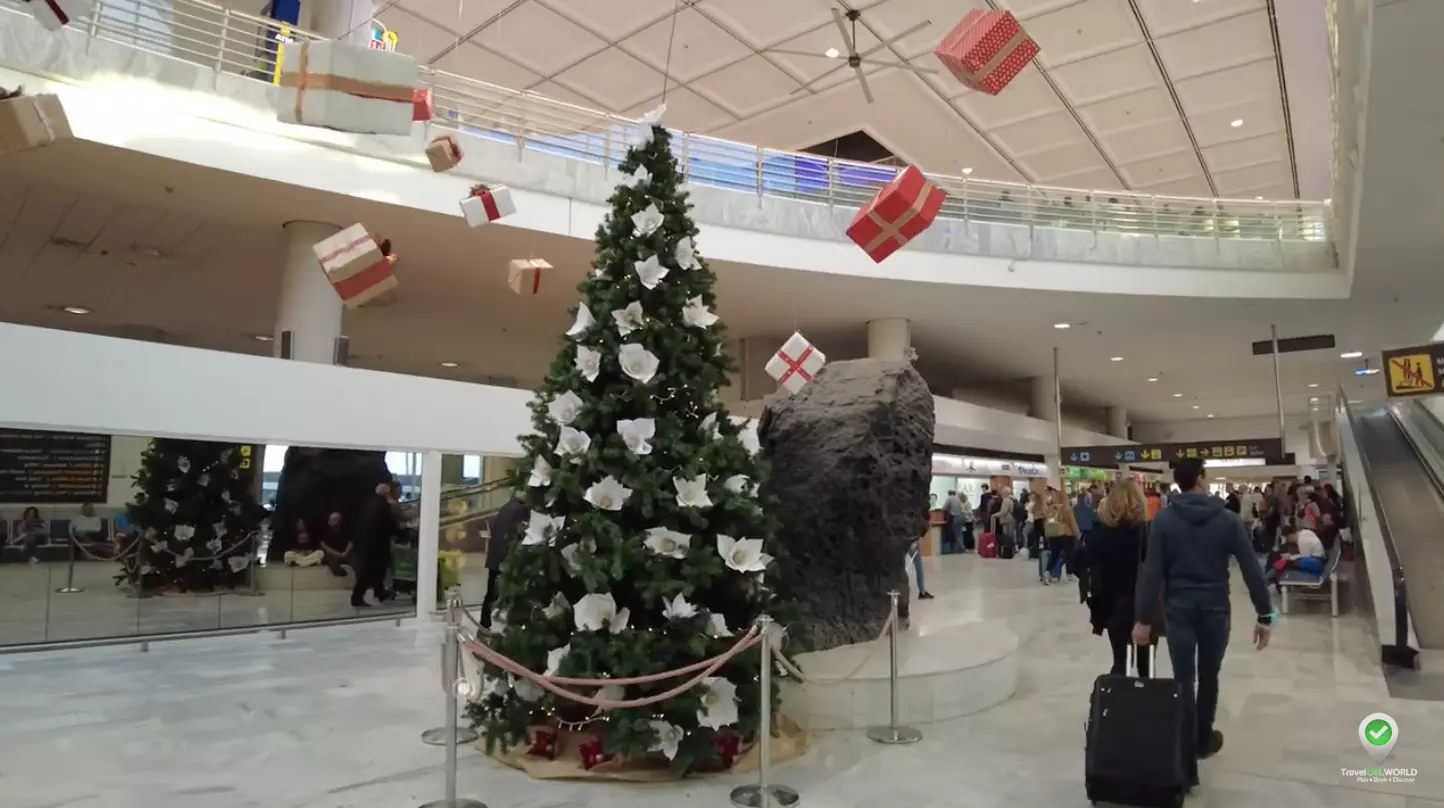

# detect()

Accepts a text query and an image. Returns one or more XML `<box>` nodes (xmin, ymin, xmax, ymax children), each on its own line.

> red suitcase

<box><xmin>978</xmin><ymin>532</ymin><xmax>998</xmax><ymax>558</ymax></box>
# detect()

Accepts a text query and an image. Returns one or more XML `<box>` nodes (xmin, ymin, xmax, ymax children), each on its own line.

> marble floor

<box><xmin>2</xmin><ymin>554</ymin><xmax>1443</xmax><ymax>808</ymax></box>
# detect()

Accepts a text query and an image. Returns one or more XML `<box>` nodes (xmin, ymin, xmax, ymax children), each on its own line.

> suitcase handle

<box><xmin>1128</xmin><ymin>641</ymin><xmax>1156</xmax><ymax>678</ymax></box>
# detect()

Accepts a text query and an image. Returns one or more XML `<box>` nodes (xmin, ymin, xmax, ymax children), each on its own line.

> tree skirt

<box><xmin>481</xmin><ymin>717</ymin><xmax>809</xmax><ymax>782</ymax></box>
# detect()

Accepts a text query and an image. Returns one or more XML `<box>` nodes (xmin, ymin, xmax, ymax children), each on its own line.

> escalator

<box><xmin>397</xmin><ymin>477</ymin><xmax>510</xmax><ymax>551</ymax></box>
<box><xmin>1349</xmin><ymin>402</ymin><xmax>1444</xmax><ymax>658</ymax></box>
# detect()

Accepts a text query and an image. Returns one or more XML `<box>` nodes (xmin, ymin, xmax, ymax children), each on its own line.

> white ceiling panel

<box><xmin>1134</xmin><ymin>0</ymin><xmax>1265</xmax><ymax>38</ymax></box>
<box><xmin>625</xmin><ymin>87</ymin><xmax>735</xmax><ymax>133</ymax></box>
<box><xmin>1101</xmin><ymin>118</ymin><xmax>1192</xmax><ymax>166</ymax></box>
<box><xmin>398</xmin><ymin>0</ymin><xmax>514</xmax><ymax>43</ymax></box>
<box><xmin>1189</xmin><ymin>97</ymin><xmax>1285</xmax><ymax>148</ymax></box>
<box><xmin>435</xmin><ymin>44</ymin><xmax>543</xmax><ymax>90</ymax></box>
<box><xmin>1118</xmin><ymin>150</ymin><xmax>1206</xmax><ymax>189</ymax></box>
<box><xmin>538</xmin><ymin>0</ymin><xmax>677</xmax><ymax>41</ymax></box>
<box><xmin>1045</xmin><ymin>165</ymin><xmax>1120</xmax><ymax>192</ymax></box>
<box><xmin>1048</xmin><ymin>44</ymin><xmax>1159</xmax><ymax>106</ymax></box>
<box><xmin>767</xmin><ymin>22</ymin><xmax>885</xmax><ymax>88</ymax></box>
<box><xmin>700</xmin><ymin>0</ymin><xmax>839</xmax><ymax>47</ymax></box>
<box><xmin>866</xmin><ymin>0</ymin><xmax>988</xmax><ymax>59</ymax></box>
<box><xmin>528</xmin><ymin>80</ymin><xmax>605</xmax><ymax>110</ymax></box>
<box><xmin>1152</xmin><ymin>9</ymin><xmax>1275</xmax><ymax>81</ymax></box>
<box><xmin>1134</xmin><ymin>175</ymin><xmax>1212</xmax><ymax>197</ymax></box>
<box><xmin>552</xmin><ymin>47</ymin><xmax>672</xmax><ymax>112</ymax></box>
<box><xmin>618</xmin><ymin>7</ymin><xmax>753</xmax><ymax>84</ymax></box>
<box><xmin>1078</xmin><ymin>87</ymin><xmax>1176</xmax><ymax>135</ymax></box>
<box><xmin>1173</xmin><ymin>58</ymin><xmax>1278</xmax><ymax>115</ymax></box>
<box><xmin>1024</xmin><ymin>0</ymin><xmax>1143</xmax><ymax>68</ymax></box>
<box><xmin>482</xmin><ymin>1</ymin><xmax>606</xmax><ymax>77</ymax></box>
<box><xmin>690</xmin><ymin>55</ymin><xmax>804</xmax><ymax>119</ymax></box>
<box><xmin>951</xmin><ymin>66</ymin><xmax>1060</xmax><ymax>129</ymax></box>
<box><xmin>991</xmin><ymin>109</ymin><xmax>1089</xmax><ymax>158</ymax></box>
<box><xmin>1201</xmin><ymin>133</ymin><xmax>1291</xmax><ymax>174</ymax></box>
<box><xmin>1023</xmin><ymin>141</ymin><xmax>1111</xmax><ymax>183</ymax></box>
<box><xmin>1213</xmin><ymin>160</ymin><xmax>1293</xmax><ymax>197</ymax></box>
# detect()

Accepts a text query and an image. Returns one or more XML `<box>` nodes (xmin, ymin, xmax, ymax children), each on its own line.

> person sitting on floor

<box><xmin>319</xmin><ymin>511</ymin><xmax>352</xmax><ymax>577</ymax></box>
<box><xmin>283</xmin><ymin>518</ymin><xmax>325</xmax><ymax>567</ymax></box>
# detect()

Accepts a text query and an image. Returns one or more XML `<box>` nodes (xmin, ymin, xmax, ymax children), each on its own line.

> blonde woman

<box><xmin>1083</xmin><ymin>480</ymin><xmax>1157</xmax><ymax>676</ymax></box>
<box><xmin>1044</xmin><ymin>498</ymin><xmax>1080</xmax><ymax>583</ymax></box>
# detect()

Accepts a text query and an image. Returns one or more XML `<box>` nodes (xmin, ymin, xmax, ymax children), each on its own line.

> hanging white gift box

<box><xmin>312</xmin><ymin>223</ymin><xmax>398</xmax><ymax>308</ymax></box>
<box><xmin>276</xmin><ymin>41</ymin><xmax>417</xmax><ymax>135</ymax></box>
<box><xmin>765</xmin><ymin>332</ymin><xmax>826</xmax><ymax>393</ymax></box>
<box><xmin>25</xmin><ymin>0</ymin><xmax>92</xmax><ymax>30</ymax></box>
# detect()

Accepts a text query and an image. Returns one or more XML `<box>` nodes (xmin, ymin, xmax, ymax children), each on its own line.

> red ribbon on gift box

<box><xmin>331</xmin><ymin>259</ymin><xmax>393</xmax><ymax>301</ymax></box>
<box><xmin>470</xmin><ymin>184</ymin><xmax>501</xmax><ymax>221</ymax></box>
<box><xmin>29</xmin><ymin>0</ymin><xmax>72</xmax><ymax>25</ymax></box>
<box><xmin>775</xmin><ymin>345</ymin><xmax>816</xmax><ymax>386</ymax></box>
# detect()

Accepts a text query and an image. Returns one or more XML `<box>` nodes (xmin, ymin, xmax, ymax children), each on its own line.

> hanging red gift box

<box><xmin>311</xmin><ymin>223</ymin><xmax>398</xmax><ymax>309</ymax></box>
<box><xmin>425</xmin><ymin>135</ymin><xmax>462</xmax><ymax>172</ymax></box>
<box><xmin>460</xmin><ymin>183</ymin><xmax>515</xmax><ymax>227</ymax></box>
<box><xmin>412</xmin><ymin>87</ymin><xmax>433</xmax><ymax>122</ymax></box>
<box><xmin>845</xmin><ymin>165</ymin><xmax>945</xmax><ymax>263</ymax></box>
<box><xmin>934</xmin><ymin>10</ymin><xmax>1039</xmax><ymax>96</ymax></box>
<box><xmin>765</xmin><ymin>332</ymin><xmax>826</xmax><ymax>394</ymax></box>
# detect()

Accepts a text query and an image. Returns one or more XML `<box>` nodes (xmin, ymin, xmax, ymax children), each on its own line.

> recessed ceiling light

<box><xmin>62</xmin><ymin>306</ymin><xmax>91</xmax><ymax>315</ymax></box>
<box><xmin>1324</xmin><ymin>197</ymin><xmax>1333</xmax><ymax>204</ymax></box>
<box><xmin>962</xmin><ymin>167</ymin><xmax>973</xmax><ymax>175</ymax></box>
<box><xmin>1358</xmin><ymin>368</ymin><xmax>1381</xmax><ymax>376</ymax></box>
<box><xmin>1348</xmin><ymin>399</ymin><xmax>1363</xmax><ymax>405</ymax></box>
<box><xmin>824</xmin><ymin>47</ymin><xmax>840</xmax><ymax>58</ymax></box>
<box><xmin>1307</xmin><ymin>383</ymin><xmax>1319</xmax><ymax>388</ymax></box>
<box><xmin>1053</xmin><ymin>322</ymin><xmax>1070</xmax><ymax>329</ymax></box>
<box><xmin>1173</xmin><ymin>393</ymin><xmax>1184</xmax><ymax>398</ymax></box>
<box><xmin>1254</xmin><ymin>196</ymin><xmax>1264</xmax><ymax>200</ymax></box>
<box><xmin>440</xmin><ymin>361</ymin><xmax>459</xmax><ymax>368</ymax></box>
<box><xmin>1110</xmin><ymin>356</ymin><xmax>1124</xmax><ymax>362</ymax></box>
<box><xmin>1147</xmin><ymin>377</ymin><xmax>1158</xmax><ymax>382</ymax></box>
<box><xmin>253</xmin><ymin>334</ymin><xmax>273</xmax><ymax>342</ymax></box>
<box><xmin>1230</xmin><ymin>119</ymin><xmax>1244</xmax><ymax>128</ymax></box>
<box><xmin>1192</xmin><ymin>405</ymin><xmax>1200</xmax><ymax>409</ymax></box>
<box><xmin>1340</xmin><ymin>351</ymin><xmax>1363</xmax><ymax>359</ymax></box>
<box><xmin>1207</xmin><ymin>413</ymin><xmax>1215</xmax><ymax>418</ymax></box>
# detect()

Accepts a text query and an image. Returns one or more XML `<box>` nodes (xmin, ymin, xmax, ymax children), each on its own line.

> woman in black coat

<box><xmin>1082</xmin><ymin>479</ymin><xmax>1160</xmax><ymax>677</ymax></box>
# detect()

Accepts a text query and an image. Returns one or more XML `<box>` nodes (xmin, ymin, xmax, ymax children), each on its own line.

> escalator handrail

<box><xmin>1341</xmin><ymin>393</ymin><xmax>1414</xmax><ymax>658</ymax></box>
<box><xmin>397</xmin><ymin>477</ymin><xmax>509</xmax><ymax>519</ymax></box>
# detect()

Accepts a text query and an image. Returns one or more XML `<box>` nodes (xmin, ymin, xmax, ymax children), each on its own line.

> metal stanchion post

<box><xmin>420</xmin><ymin>595</ymin><xmax>485</xmax><ymax>808</ymax></box>
<box><xmin>55</xmin><ymin>537</ymin><xmax>84</xmax><ymax>594</ymax></box>
<box><xmin>422</xmin><ymin>595</ymin><xmax>480</xmax><ymax>747</ymax></box>
<box><xmin>729</xmin><ymin>615</ymin><xmax>800</xmax><ymax>808</ymax></box>
<box><xmin>244</xmin><ymin>532</ymin><xmax>263</xmax><ymax>597</ymax></box>
<box><xmin>866</xmin><ymin>591</ymin><xmax>922</xmax><ymax>745</ymax></box>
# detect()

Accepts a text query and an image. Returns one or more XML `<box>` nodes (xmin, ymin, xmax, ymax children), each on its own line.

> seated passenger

<box><xmin>1267</xmin><ymin>526</ymin><xmax>1327</xmax><ymax>588</ymax></box>
<box><xmin>70</xmin><ymin>503</ymin><xmax>106</xmax><ymax>546</ymax></box>
<box><xmin>15</xmin><ymin>506</ymin><xmax>47</xmax><ymax>564</ymax></box>
<box><xmin>283</xmin><ymin>518</ymin><xmax>325</xmax><ymax>567</ymax></box>
<box><xmin>320</xmin><ymin>511</ymin><xmax>352</xmax><ymax>578</ymax></box>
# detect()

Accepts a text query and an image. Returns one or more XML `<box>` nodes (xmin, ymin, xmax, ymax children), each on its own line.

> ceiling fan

<box><xmin>764</xmin><ymin>8</ymin><xmax>936</xmax><ymax>104</ymax></box>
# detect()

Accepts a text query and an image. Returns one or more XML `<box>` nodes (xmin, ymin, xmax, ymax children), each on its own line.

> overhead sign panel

<box><xmin>1062</xmin><ymin>438</ymin><xmax>1285</xmax><ymax>468</ymax></box>
<box><xmin>1382</xmin><ymin>343</ymin><xmax>1444</xmax><ymax>398</ymax></box>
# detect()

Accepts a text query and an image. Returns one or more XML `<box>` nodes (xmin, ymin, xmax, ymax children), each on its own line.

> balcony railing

<box><xmin>4</xmin><ymin>0</ymin><xmax>1331</xmax><ymax>245</ymax></box>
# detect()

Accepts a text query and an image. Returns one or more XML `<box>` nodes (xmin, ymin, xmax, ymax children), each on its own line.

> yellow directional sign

<box><xmin>1382</xmin><ymin>344</ymin><xmax>1444</xmax><ymax>398</ymax></box>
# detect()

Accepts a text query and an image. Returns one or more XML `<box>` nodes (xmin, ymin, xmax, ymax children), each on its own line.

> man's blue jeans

<box><xmin>1163</xmin><ymin>600</ymin><xmax>1231</xmax><ymax>751</ymax></box>
<box><xmin>910</xmin><ymin>546</ymin><xmax>925</xmax><ymax>592</ymax></box>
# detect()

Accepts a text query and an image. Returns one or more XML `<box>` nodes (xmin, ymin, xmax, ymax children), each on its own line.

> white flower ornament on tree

<box><xmin>584</xmin><ymin>476</ymin><xmax>632</xmax><ymax>511</ymax></box>
<box><xmin>634</xmin><ymin>254</ymin><xmax>669</xmax><ymax>290</ymax></box>
<box><xmin>700</xmin><ymin>412</ymin><xmax>720</xmax><ymax>440</ymax></box>
<box><xmin>644</xmin><ymin>527</ymin><xmax>691</xmax><ymax>559</ymax></box>
<box><xmin>164</xmin><ymin>498</ymin><xmax>178</xmax><ymax>514</ymax></box>
<box><xmin>617</xmin><ymin>418</ymin><xmax>656</xmax><ymax>455</ymax></box>
<box><xmin>717</xmin><ymin>534</ymin><xmax>771</xmax><ymax>573</ymax></box>
<box><xmin>612</xmin><ymin>301</ymin><xmax>645</xmax><ymax>337</ymax></box>
<box><xmin>512</xmin><ymin>676</ymin><xmax>543</xmax><ymax>702</ymax></box>
<box><xmin>619</xmin><ymin>344</ymin><xmax>659</xmax><ymax>383</ymax></box>
<box><xmin>206</xmin><ymin>537</ymin><xmax>222</xmax><ymax>553</ymax></box>
<box><xmin>522</xmin><ymin>511</ymin><xmax>565</xmax><ymax>546</ymax></box>
<box><xmin>545</xmin><ymin>592</ymin><xmax>570</xmax><ymax>619</ymax></box>
<box><xmin>631</xmin><ymin>204</ymin><xmax>664</xmax><ymax>237</ymax></box>
<box><xmin>561</xmin><ymin>539</ymin><xmax>595</xmax><ymax>575</ymax></box>
<box><xmin>566</xmin><ymin>303</ymin><xmax>595</xmax><ymax>337</ymax></box>
<box><xmin>675</xmin><ymin>236</ymin><xmax>701</xmax><ymax>270</ymax></box>
<box><xmin>556</xmin><ymin>426</ymin><xmax>592</xmax><ymax>459</ymax></box>
<box><xmin>575</xmin><ymin>345</ymin><xmax>602</xmax><ymax>382</ymax></box>
<box><xmin>632</xmin><ymin>103</ymin><xmax>666</xmax><ymax>147</ymax></box>
<box><xmin>177</xmin><ymin>456</ymin><xmax>191</xmax><ymax>473</ymax></box>
<box><xmin>227</xmin><ymin>555</ymin><xmax>251</xmax><ymax>573</ymax></box>
<box><xmin>545</xmin><ymin>644</ymin><xmax>570</xmax><ymax>676</ymax></box>
<box><xmin>736</xmin><ymin>418</ymin><xmax>761</xmax><ymax>455</ymax></box>
<box><xmin>707</xmin><ymin>613</ymin><xmax>734</xmax><ymax>638</ymax></box>
<box><xmin>662</xmin><ymin>593</ymin><xmax>697</xmax><ymax>620</ymax></box>
<box><xmin>548</xmin><ymin>391</ymin><xmax>584</xmax><ymax>426</ymax></box>
<box><xmin>682</xmin><ymin>296</ymin><xmax>718</xmax><ymax>328</ymax></box>
<box><xmin>650</xmin><ymin>721</ymin><xmax>684</xmax><ymax>761</ymax></box>
<box><xmin>574</xmin><ymin>592</ymin><xmax>630</xmax><ymax>633</ymax></box>
<box><xmin>697</xmin><ymin>676</ymin><xmax>740</xmax><ymax>729</ymax></box>
<box><xmin>173</xmin><ymin>524</ymin><xmax>196</xmax><ymax>542</ymax></box>
<box><xmin>624</xmin><ymin>164</ymin><xmax>651</xmax><ymax>189</ymax></box>
<box><xmin>673</xmin><ymin>474</ymin><xmax>712</xmax><ymax>508</ymax></box>
<box><xmin>725</xmin><ymin>475</ymin><xmax>756</xmax><ymax>496</ymax></box>
<box><xmin>527</xmin><ymin>457</ymin><xmax>552</xmax><ymax>487</ymax></box>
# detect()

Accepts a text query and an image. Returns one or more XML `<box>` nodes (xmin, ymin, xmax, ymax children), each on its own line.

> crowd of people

<box><xmin>281</xmin><ymin>481</ymin><xmax>416</xmax><ymax>607</ymax></box>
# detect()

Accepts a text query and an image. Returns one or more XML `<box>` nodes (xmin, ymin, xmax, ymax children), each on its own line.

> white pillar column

<box><xmin>416</xmin><ymin>449</ymin><xmax>442</xmax><ymax>619</ymax></box>
<box><xmin>304</xmin><ymin>0</ymin><xmax>377</xmax><ymax>44</ymax></box>
<box><xmin>867</xmin><ymin>318</ymin><xmax>911</xmax><ymax>360</ymax></box>
<box><xmin>1107</xmin><ymin>406</ymin><xmax>1128</xmax><ymax>440</ymax></box>
<box><xmin>276</xmin><ymin>220</ymin><xmax>343</xmax><ymax>364</ymax></box>
<box><xmin>727</xmin><ymin>337</ymin><xmax>779</xmax><ymax>402</ymax></box>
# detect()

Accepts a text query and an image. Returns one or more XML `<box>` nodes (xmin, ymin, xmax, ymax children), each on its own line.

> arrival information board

<box><xmin>0</xmin><ymin>428</ymin><xmax>111</xmax><ymax>504</ymax></box>
<box><xmin>1062</xmin><ymin>438</ymin><xmax>1285</xmax><ymax>468</ymax></box>
<box><xmin>1383</xmin><ymin>343</ymin><xmax>1444</xmax><ymax>398</ymax></box>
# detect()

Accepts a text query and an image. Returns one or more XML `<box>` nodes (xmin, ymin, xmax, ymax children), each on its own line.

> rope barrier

<box><xmin>769</xmin><ymin>611</ymin><xmax>896</xmax><ymax>687</ymax></box>
<box><xmin>70</xmin><ymin>535</ymin><xmax>141</xmax><ymax>562</ymax></box>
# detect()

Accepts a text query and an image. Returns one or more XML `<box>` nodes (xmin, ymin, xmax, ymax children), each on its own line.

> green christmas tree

<box><xmin>122</xmin><ymin>439</ymin><xmax>263</xmax><ymax>593</ymax></box>
<box><xmin>469</xmin><ymin>113</ymin><xmax>783</xmax><ymax>772</ymax></box>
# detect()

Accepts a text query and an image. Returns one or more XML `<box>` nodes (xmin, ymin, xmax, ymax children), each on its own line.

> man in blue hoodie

<box><xmin>1133</xmin><ymin>458</ymin><xmax>1276</xmax><ymax>762</ymax></box>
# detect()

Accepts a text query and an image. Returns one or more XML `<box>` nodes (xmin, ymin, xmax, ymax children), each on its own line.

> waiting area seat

<box><xmin>1279</xmin><ymin>541</ymin><xmax>1345</xmax><ymax>618</ymax></box>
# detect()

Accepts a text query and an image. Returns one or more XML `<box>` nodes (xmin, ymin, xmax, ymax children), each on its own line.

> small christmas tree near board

<box><xmin>468</xmin><ymin>108</ymin><xmax>786</xmax><ymax>775</ymax></box>
<box><xmin>120</xmin><ymin>440</ymin><xmax>264</xmax><ymax>593</ymax></box>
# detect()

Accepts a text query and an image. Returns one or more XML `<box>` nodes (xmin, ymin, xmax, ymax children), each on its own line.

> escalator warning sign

<box><xmin>1383</xmin><ymin>344</ymin><xmax>1444</xmax><ymax>397</ymax></box>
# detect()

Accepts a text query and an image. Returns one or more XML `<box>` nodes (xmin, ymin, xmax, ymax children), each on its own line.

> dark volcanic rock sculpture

<box><xmin>267</xmin><ymin>447</ymin><xmax>391</xmax><ymax>562</ymax></box>
<box><xmin>758</xmin><ymin>358</ymin><xmax>935</xmax><ymax>651</ymax></box>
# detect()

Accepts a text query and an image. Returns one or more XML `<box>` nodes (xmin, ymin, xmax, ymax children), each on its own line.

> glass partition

<box><xmin>0</xmin><ymin>427</ymin><xmax>425</xmax><ymax>649</ymax></box>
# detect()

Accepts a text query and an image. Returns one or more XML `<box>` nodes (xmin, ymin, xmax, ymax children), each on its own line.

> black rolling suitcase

<box><xmin>1085</xmin><ymin>646</ymin><xmax>1192</xmax><ymax>808</ymax></box>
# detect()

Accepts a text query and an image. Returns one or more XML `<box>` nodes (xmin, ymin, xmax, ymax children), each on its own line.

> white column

<box><xmin>305</xmin><ymin>0</ymin><xmax>377</xmax><ymax>44</ymax></box>
<box><xmin>867</xmin><ymin>318</ymin><xmax>911</xmax><ymax>360</ymax></box>
<box><xmin>1107</xmin><ymin>406</ymin><xmax>1128</xmax><ymax>440</ymax></box>
<box><xmin>276</xmin><ymin>220</ymin><xmax>343</xmax><ymax>364</ymax></box>
<box><xmin>416</xmin><ymin>449</ymin><xmax>442</xmax><ymax>619</ymax></box>
<box><xmin>724</xmin><ymin>337</ymin><xmax>779</xmax><ymax>403</ymax></box>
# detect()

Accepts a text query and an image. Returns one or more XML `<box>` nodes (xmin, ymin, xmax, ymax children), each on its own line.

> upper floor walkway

<box><xmin>0</xmin><ymin>0</ymin><xmax>1342</xmax><ymax>297</ymax></box>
